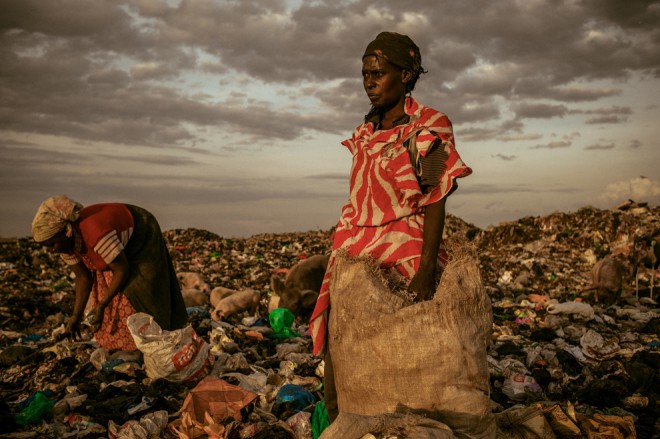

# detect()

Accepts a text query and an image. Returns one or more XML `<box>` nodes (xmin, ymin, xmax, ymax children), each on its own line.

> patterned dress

<box><xmin>309</xmin><ymin>97</ymin><xmax>472</xmax><ymax>355</ymax></box>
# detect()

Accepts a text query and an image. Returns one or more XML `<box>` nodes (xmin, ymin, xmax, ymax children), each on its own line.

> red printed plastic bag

<box><xmin>127</xmin><ymin>313</ymin><xmax>213</xmax><ymax>382</ymax></box>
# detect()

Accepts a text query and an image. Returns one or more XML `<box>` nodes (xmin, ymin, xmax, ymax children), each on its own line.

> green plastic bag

<box><xmin>15</xmin><ymin>392</ymin><xmax>54</xmax><ymax>425</ymax></box>
<box><xmin>311</xmin><ymin>400</ymin><xmax>331</xmax><ymax>439</ymax></box>
<box><xmin>269</xmin><ymin>308</ymin><xmax>300</xmax><ymax>339</ymax></box>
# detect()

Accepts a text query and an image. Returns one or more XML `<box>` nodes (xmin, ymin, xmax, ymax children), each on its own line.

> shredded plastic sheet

<box><xmin>183</xmin><ymin>376</ymin><xmax>256</xmax><ymax>422</ymax></box>
<box><xmin>171</xmin><ymin>376</ymin><xmax>257</xmax><ymax>439</ymax></box>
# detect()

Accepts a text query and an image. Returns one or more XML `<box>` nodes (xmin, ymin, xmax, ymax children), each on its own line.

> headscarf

<box><xmin>31</xmin><ymin>195</ymin><xmax>84</xmax><ymax>242</ymax></box>
<box><xmin>362</xmin><ymin>31</ymin><xmax>422</xmax><ymax>76</ymax></box>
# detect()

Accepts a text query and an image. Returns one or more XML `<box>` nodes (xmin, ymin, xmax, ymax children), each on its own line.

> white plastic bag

<box><xmin>580</xmin><ymin>329</ymin><xmax>620</xmax><ymax>361</ymax></box>
<box><xmin>108</xmin><ymin>410</ymin><xmax>168</xmax><ymax>439</ymax></box>
<box><xmin>546</xmin><ymin>301</ymin><xmax>594</xmax><ymax>320</ymax></box>
<box><xmin>127</xmin><ymin>313</ymin><xmax>213</xmax><ymax>382</ymax></box>
<box><xmin>502</xmin><ymin>373</ymin><xmax>542</xmax><ymax>402</ymax></box>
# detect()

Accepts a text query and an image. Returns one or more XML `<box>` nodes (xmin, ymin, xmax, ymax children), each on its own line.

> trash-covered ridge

<box><xmin>0</xmin><ymin>201</ymin><xmax>658</xmax><ymax>438</ymax></box>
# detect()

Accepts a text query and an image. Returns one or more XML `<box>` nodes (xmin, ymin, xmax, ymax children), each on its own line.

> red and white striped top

<box><xmin>60</xmin><ymin>203</ymin><xmax>134</xmax><ymax>270</ymax></box>
<box><xmin>310</xmin><ymin>97</ymin><xmax>472</xmax><ymax>355</ymax></box>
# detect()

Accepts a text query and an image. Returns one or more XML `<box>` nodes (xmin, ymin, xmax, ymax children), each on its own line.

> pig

<box><xmin>584</xmin><ymin>257</ymin><xmax>625</xmax><ymax>305</ymax></box>
<box><xmin>210</xmin><ymin>286</ymin><xmax>241</xmax><ymax>308</ymax></box>
<box><xmin>211</xmin><ymin>288</ymin><xmax>261</xmax><ymax>321</ymax></box>
<box><xmin>181</xmin><ymin>288</ymin><xmax>209</xmax><ymax>307</ymax></box>
<box><xmin>177</xmin><ymin>272</ymin><xmax>210</xmax><ymax>293</ymax></box>
<box><xmin>270</xmin><ymin>254</ymin><xmax>330</xmax><ymax>318</ymax></box>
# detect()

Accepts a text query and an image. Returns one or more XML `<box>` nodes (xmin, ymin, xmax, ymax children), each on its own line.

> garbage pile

<box><xmin>0</xmin><ymin>201</ymin><xmax>658</xmax><ymax>438</ymax></box>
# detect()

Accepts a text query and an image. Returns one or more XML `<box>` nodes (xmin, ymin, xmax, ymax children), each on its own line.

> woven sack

<box><xmin>326</xmin><ymin>245</ymin><xmax>495</xmax><ymax>438</ymax></box>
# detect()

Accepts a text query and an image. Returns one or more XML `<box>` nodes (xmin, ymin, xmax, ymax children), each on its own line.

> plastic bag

<box><xmin>287</xmin><ymin>411</ymin><xmax>312</xmax><ymax>439</ymax></box>
<box><xmin>276</xmin><ymin>384</ymin><xmax>316</xmax><ymax>413</ymax></box>
<box><xmin>580</xmin><ymin>329</ymin><xmax>620</xmax><ymax>361</ymax></box>
<box><xmin>312</xmin><ymin>401</ymin><xmax>331</xmax><ymax>439</ymax></box>
<box><xmin>108</xmin><ymin>410</ymin><xmax>168</xmax><ymax>439</ymax></box>
<box><xmin>269</xmin><ymin>308</ymin><xmax>300</xmax><ymax>339</ymax></box>
<box><xmin>502</xmin><ymin>373</ymin><xmax>542</xmax><ymax>402</ymax></box>
<box><xmin>127</xmin><ymin>312</ymin><xmax>213</xmax><ymax>382</ymax></box>
<box><xmin>546</xmin><ymin>301</ymin><xmax>594</xmax><ymax>320</ymax></box>
<box><xmin>183</xmin><ymin>375</ymin><xmax>257</xmax><ymax>422</ymax></box>
<box><xmin>15</xmin><ymin>392</ymin><xmax>54</xmax><ymax>425</ymax></box>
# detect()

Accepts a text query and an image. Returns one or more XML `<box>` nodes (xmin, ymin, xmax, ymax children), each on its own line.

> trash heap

<box><xmin>0</xmin><ymin>201</ymin><xmax>658</xmax><ymax>438</ymax></box>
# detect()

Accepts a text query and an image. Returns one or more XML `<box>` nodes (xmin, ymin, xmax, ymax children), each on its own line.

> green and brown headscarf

<box><xmin>362</xmin><ymin>31</ymin><xmax>423</xmax><ymax>85</ymax></box>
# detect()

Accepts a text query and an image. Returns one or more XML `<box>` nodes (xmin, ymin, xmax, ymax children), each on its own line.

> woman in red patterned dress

<box><xmin>32</xmin><ymin>195</ymin><xmax>188</xmax><ymax>351</ymax></box>
<box><xmin>309</xmin><ymin>32</ymin><xmax>472</xmax><ymax>421</ymax></box>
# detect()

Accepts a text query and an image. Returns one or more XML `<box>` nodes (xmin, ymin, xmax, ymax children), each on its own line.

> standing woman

<box><xmin>309</xmin><ymin>32</ymin><xmax>472</xmax><ymax>421</ymax></box>
<box><xmin>32</xmin><ymin>195</ymin><xmax>188</xmax><ymax>351</ymax></box>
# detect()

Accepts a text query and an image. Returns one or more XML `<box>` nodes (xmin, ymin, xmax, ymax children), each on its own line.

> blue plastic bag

<box><xmin>275</xmin><ymin>384</ymin><xmax>315</xmax><ymax>412</ymax></box>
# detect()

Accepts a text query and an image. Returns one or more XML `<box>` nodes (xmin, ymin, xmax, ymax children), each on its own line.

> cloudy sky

<box><xmin>1</xmin><ymin>0</ymin><xmax>659</xmax><ymax>238</ymax></box>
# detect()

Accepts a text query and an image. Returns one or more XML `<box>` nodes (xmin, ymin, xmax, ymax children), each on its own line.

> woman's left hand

<box><xmin>86</xmin><ymin>305</ymin><xmax>105</xmax><ymax>332</ymax></box>
<box><xmin>408</xmin><ymin>265</ymin><xmax>436</xmax><ymax>302</ymax></box>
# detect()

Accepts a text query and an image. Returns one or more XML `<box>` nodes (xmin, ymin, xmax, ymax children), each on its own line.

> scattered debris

<box><xmin>0</xmin><ymin>202</ymin><xmax>658</xmax><ymax>437</ymax></box>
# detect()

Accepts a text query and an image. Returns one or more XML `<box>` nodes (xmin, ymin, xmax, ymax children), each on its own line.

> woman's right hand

<box><xmin>59</xmin><ymin>315</ymin><xmax>82</xmax><ymax>341</ymax></box>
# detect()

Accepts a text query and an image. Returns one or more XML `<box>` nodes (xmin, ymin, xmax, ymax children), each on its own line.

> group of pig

<box><xmin>178</xmin><ymin>254</ymin><xmax>329</xmax><ymax>321</ymax></box>
<box><xmin>176</xmin><ymin>235</ymin><xmax>651</xmax><ymax>321</ymax></box>
<box><xmin>180</xmin><ymin>249</ymin><xmax>644</xmax><ymax>320</ymax></box>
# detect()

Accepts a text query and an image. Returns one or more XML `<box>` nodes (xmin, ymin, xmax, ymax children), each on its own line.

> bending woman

<box><xmin>32</xmin><ymin>195</ymin><xmax>188</xmax><ymax>351</ymax></box>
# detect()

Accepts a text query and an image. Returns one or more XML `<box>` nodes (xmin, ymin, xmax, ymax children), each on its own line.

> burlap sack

<box><xmin>325</xmin><ymin>245</ymin><xmax>495</xmax><ymax>438</ymax></box>
<box><xmin>322</xmin><ymin>411</ymin><xmax>457</xmax><ymax>439</ymax></box>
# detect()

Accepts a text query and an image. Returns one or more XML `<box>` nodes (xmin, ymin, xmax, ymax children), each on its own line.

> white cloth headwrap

<box><xmin>31</xmin><ymin>195</ymin><xmax>84</xmax><ymax>242</ymax></box>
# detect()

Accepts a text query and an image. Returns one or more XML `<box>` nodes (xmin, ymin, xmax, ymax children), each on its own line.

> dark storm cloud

<box><xmin>457</xmin><ymin>126</ymin><xmax>502</xmax><ymax>143</ymax></box>
<box><xmin>544</xmin><ymin>86</ymin><xmax>622</xmax><ymax>102</ymax></box>
<box><xmin>456</xmin><ymin>119</ymin><xmax>536</xmax><ymax>143</ymax></box>
<box><xmin>452</xmin><ymin>100</ymin><xmax>501</xmax><ymax>123</ymax></box>
<box><xmin>575</xmin><ymin>106</ymin><xmax>633</xmax><ymax>124</ymax></box>
<box><xmin>585</xmin><ymin>115</ymin><xmax>627</xmax><ymax>124</ymax></box>
<box><xmin>0</xmin><ymin>0</ymin><xmax>130</xmax><ymax>37</ymax></box>
<box><xmin>584</xmin><ymin>142</ymin><xmax>616</xmax><ymax>150</ymax></box>
<box><xmin>530</xmin><ymin>140</ymin><xmax>572</xmax><ymax>150</ymax></box>
<box><xmin>1</xmin><ymin>0</ymin><xmax>659</xmax><ymax>148</ymax></box>
<box><xmin>1</xmin><ymin>0</ymin><xmax>657</xmax><ymax>239</ymax></box>
<box><xmin>514</xmin><ymin>103</ymin><xmax>569</xmax><ymax>120</ymax></box>
<box><xmin>497</xmin><ymin>133</ymin><xmax>543</xmax><ymax>142</ymax></box>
